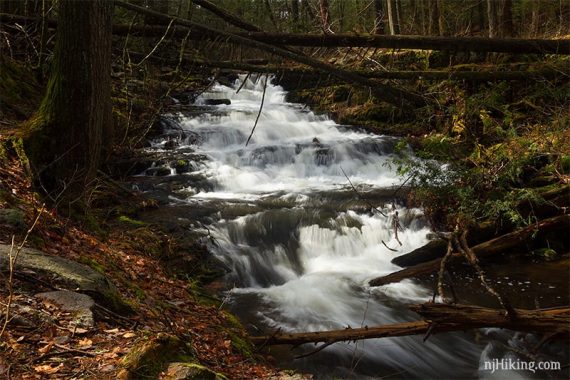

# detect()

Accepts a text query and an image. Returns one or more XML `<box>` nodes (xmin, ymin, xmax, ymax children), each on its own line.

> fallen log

<box><xmin>369</xmin><ymin>214</ymin><xmax>570</xmax><ymax>287</ymax></box>
<box><xmin>113</xmin><ymin>1</ymin><xmax>427</xmax><ymax>108</ymax></box>
<box><xmin>411</xmin><ymin>304</ymin><xmax>570</xmax><ymax>336</ymax></box>
<box><xmin>3</xmin><ymin>13</ymin><xmax>568</xmax><ymax>55</ymax></box>
<box><xmin>250</xmin><ymin>304</ymin><xmax>570</xmax><ymax>346</ymax></box>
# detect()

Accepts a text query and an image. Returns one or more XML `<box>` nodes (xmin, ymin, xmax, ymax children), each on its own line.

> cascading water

<box><xmin>145</xmin><ymin>75</ymin><xmax>567</xmax><ymax>379</ymax></box>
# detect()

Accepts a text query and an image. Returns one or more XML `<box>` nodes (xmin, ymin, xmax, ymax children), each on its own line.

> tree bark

<box><xmin>436</xmin><ymin>0</ymin><xmax>445</xmax><ymax>36</ymax></box>
<box><xmin>369</xmin><ymin>214</ymin><xmax>570</xmax><ymax>287</ymax></box>
<box><xmin>24</xmin><ymin>0</ymin><xmax>113</xmax><ymax>196</ymax></box>
<box><xmin>250</xmin><ymin>304</ymin><xmax>570</xmax><ymax>346</ymax></box>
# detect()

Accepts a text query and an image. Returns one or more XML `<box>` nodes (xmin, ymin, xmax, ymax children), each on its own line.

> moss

<box><xmin>223</xmin><ymin>311</ymin><xmax>255</xmax><ymax>359</ymax></box>
<box><xmin>118</xmin><ymin>333</ymin><xmax>193</xmax><ymax>380</ymax></box>
<box><xmin>78</xmin><ymin>257</ymin><xmax>106</xmax><ymax>274</ymax></box>
<box><xmin>118</xmin><ymin>215</ymin><xmax>147</xmax><ymax>227</ymax></box>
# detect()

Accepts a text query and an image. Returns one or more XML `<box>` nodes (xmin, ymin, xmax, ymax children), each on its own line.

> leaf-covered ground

<box><xmin>0</xmin><ymin>139</ymin><xmax>285</xmax><ymax>379</ymax></box>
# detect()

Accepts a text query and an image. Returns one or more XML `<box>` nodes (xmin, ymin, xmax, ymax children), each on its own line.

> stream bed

<box><xmin>132</xmin><ymin>75</ymin><xmax>569</xmax><ymax>379</ymax></box>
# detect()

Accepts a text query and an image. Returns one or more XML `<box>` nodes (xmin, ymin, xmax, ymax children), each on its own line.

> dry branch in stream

<box><xmin>249</xmin><ymin>304</ymin><xmax>570</xmax><ymax>346</ymax></box>
<box><xmin>369</xmin><ymin>214</ymin><xmax>570</xmax><ymax>287</ymax></box>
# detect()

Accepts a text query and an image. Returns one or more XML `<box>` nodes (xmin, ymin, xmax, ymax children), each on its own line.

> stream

<box><xmin>135</xmin><ymin>75</ymin><xmax>569</xmax><ymax>379</ymax></box>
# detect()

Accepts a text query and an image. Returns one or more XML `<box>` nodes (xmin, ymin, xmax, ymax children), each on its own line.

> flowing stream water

<box><xmin>141</xmin><ymin>75</ymin><xmax>568</xmax><ymax>379</ymax></box>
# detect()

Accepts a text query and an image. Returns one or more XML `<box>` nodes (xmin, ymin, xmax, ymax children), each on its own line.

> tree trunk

<box><xmin>386</xmin><ymin>0</ymin><xmax>396</xmax><ymax>35</ymax></box>
<box><xmin>487</xmin><ymin>0</ymin><xmax>498</xmax><ymax>38</ymax></box>
<box><xmin>437</xmin><ymin>0</ymin><xmax>445</xmax><ymax>36</ymax></box>
<box><xmin>373</xmin><ymin>0</ymin><xmax>385</xmax><ymax>34</ymax></box>
<box><xmin>500</xmin><ymin>0</ymin><xmax>514</xmax><ymax>37</ymax></box>
<box><xmin>394</xmin><ymin>0</ymin><xmax>402</xmax><ymax>34</ymax></box>
<box><xmin>428</xmin><ymin>0</ymin><xmax>439</xmax><ymax>35</ymax></box>
<box><xmin>531</xmin><ymin>0</ymin><xmax>541</xmax><ymax>37</ymax></box>
<box><xmin>290</xmin><ymin>0</ymin><xmax>299</xmax><ymax>31</ymax></box>
<box><xmin>24</xmin><ymin>0</ymin><xmax>113</xmax><ymax>197</ymax></box>
<box><xmin>319</xmin><ymin>0</ymin><xmax>332</xmax><ymax>33</ymax></box>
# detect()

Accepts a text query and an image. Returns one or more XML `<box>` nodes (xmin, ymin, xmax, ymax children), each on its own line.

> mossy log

<box><xmin>250</xmin><ymin>304</ymin><xmax>570</xmax><ymax>346</ymax></box>
<box><xmin>370</xmin><ymin>214</ymin><xmax>570</xmax><ymax>287</ymax></box>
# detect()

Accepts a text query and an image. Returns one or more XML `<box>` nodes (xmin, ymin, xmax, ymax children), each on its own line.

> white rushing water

<box><xmin>162</xmin><ymin>75</ymin><xmax>545</xmax><ymax>379</ymax></box>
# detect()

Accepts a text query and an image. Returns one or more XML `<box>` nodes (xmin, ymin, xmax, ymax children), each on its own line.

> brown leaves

<box><xmin>34</xmin><ymin>363</ymin><xmax>64</xmax><ymax>375</ymax></box>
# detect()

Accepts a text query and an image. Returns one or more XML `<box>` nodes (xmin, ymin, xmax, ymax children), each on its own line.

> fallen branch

<box><xmin>369</xmin><ymin>214</ymin><xmax>570</xmax><ymax>287</ymax></box>
<box><xmin>249</xmin><ymin>304</ymin><xmax>570</xmax><ymax>346</ymax></box>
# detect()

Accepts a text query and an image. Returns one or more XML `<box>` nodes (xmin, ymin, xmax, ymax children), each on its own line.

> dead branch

<box><xmin>369</xmin><ymin>214</ymin><xmax>570</xmax><ymax>287</ymax></box>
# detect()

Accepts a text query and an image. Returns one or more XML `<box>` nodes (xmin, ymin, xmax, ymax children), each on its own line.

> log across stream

<box><xmin>134</xmin><ymin>75</ymin><xmax>569</xmax><ymax>379</ymax></box>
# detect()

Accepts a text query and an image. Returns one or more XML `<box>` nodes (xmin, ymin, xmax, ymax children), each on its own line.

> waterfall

<box><xmin>147</xmin><ymin>74</ymin><xmax>557</xmax><ymax>379</ymax></box>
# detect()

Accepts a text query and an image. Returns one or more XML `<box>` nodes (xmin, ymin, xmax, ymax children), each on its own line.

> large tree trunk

<box><xmin>24</xmin><ymin>0</ymin><xmax>113</xmax><ymax>197</ymax></box>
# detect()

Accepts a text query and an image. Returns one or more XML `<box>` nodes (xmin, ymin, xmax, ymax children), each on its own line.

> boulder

<box><xmin>0</xmin><ymin>244</ymin><xmax>125</xmax><ymax>312</ymax></box>
<box><xmin>35</xmin><ymin>290</ymin><xmax>95</xmax><ymax>328</ymax></box>
<box><xmin>204</xmin><ymin>99</ymin><xmax>231</xmax><ymax>106</ymax></box>
<box><xmin>164</xmin><ymin>363</ymin><xmax>227</xmax><ymax>380</ymax></box>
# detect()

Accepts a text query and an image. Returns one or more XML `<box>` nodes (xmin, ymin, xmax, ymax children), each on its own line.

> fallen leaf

<box><xmin>78</xmin><ymin>338</ymin><xmax>93</xmax><ymax>347</ymax></box>
<box><xmin>38</xmin><ymin>342</ymin><xmax>54</xmax><ymax>354</ymax></box>
<box><xmin>122</xmin><ymin>332</ymin><xmax>136</xmax><ymax>338</ymax></box>
<box><xmin>34</xmin><ymin>363</ymin><xmax>63</xmax><ymax>375</ymax></box>
<box><xmin>104</xmin><ymin>328</ymin><xmax>119</xmax><ymax>334</ymax></box>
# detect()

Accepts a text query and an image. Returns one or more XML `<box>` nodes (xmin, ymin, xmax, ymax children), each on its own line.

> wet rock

<box><xmin>0</xmin><ymin>208</ymin><xmax>26</xmax><ymax>232</ymax></box>
<box><xmin>146</xmin><ymin>166</ymin><xmax>172</xmax><ymax>177</ymax></box>
<box><xmin>164</xmin><ymin>139</ymin><xmax>179</xmax><ymax>150</ymax></box>
<box><xmin>172</xmin><ymin>159</ymin><xmax>191</xmax><ymax>174</ymax></box>
<box><xmin>35</xmin><ymin>290</ymin><xmax>95</xmax><ymax>328</ymax></box>
<box><xmin>0</xmin><ymin>244</ymin><xmax>126</xmax><ymax>312</ymax></box>
<box><xmin>164</xmin><ymin>362</ymin><xmax>227</xmax><ymax>380</ymax></box>
<box><xmin>204</xmin><ymin>98</ymin><xmax>231</xmax><ymax>106</ymax></box>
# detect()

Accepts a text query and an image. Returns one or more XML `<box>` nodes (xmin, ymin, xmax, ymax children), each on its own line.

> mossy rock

<box><xmin>164</xmin><ymin>363</ymin><xmax>228</xmax><ymax>380</ymax></box>
<box><xmin>0</xmin><ymin>208</ymin><xmax>27</xmax><ymax>232</ymax></box>
<box><xmin>0</xmin><ymin>244</ymin><xmax>130</xmax><ymax>313</ymax></box>
<box><xmin>118</xmin><ymin>333</ymin><xmax>193</xmax><ymax>380</ymax></box>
